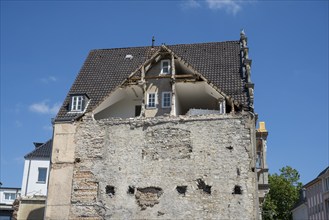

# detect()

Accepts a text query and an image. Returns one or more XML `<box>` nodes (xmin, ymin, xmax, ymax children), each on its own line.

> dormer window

<box><xmin>161</xmin><ymin>60</ymin><xmax>170</xmax><ymax>74</ymax></box>
<box><xmin>70</xmin><ymin>94</ymin><xmax>89</xmax><ymax>112</ymax></box>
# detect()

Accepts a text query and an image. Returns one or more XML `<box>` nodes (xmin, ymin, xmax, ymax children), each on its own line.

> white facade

<box><xmin>21</xmin><ymin>159</ymin><xmax>50</xmax><ymax>196</ymax></box>
<box><xmin>319</xmin><ymin>168</ymin><xmax>329</xmax><ymax>220</ymax></box>
<box><xmin>0</xmin><ymin>187</ymin><xmax>21</xmax><ymax>205</ymax></box>
<box><xmin>293</xmin><ymin>167</ymin><xmax>329</xmax><ymax>220</ymax></box>
<box><xmin>292</xmin><ymin>202</ymin><xmax>308</xmax><ymax>220</ymax></box>
<box><xmin>306</xmin><ymin>179</ymin><xmax>325</xmax><ymax>220</ymax></box>
<box><xmin>0</xmin><ymin>187</ymin><xmax>21</xmax><ymax>219</ymax></box>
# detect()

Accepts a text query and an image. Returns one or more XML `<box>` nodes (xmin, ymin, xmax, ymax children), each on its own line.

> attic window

<box><xmin>160</xmin><ymin>59</ymin><xmax>170</xmax><ymax>74</ymax></box>
<box><xmin>70</xmin><ymin>95</ymin><xmax>88</xmax><ymax>112</ymax></box>
<box><xmin>147</xmin><ymin>93</ymin><xmax>156</xmax><ymax>108</ymax></box>
<box><xmin>162</xmin><ymin>92</ymin><xmax>171</xmax><ymax>108</ymax></box>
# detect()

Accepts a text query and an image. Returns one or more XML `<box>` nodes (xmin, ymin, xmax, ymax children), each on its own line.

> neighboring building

<box><xmin>45</xmin><ymin>31</ymin><xmax>269</xmax><ymax>219</ymax></box>
<box><xmin>256</xmin><ymin>121</ymin><xmax>269</xmax><ymax>216</ymax></box>
<box><xmin>21</xmin><ymin>140</ymin><xmax>52</xmax><ymax>197</ymax></box>
<box><xmin>0</xmin><ymin>187</ymin><xmax>21</xmax><ymax>219</ymax></box>
<box><xmin>292</xmin><ymin>189</ymin><xmax>308</xmax><ymax>220</ymax></box>
<box><xmin>15</xmin><ymin>140</ymin><xmax>52</xmax><ymax>220</ymax></box>
<box><xmin>292</xmin><ymin>166</ymin><xmax>329</xmax><ymax>220</ymax></box>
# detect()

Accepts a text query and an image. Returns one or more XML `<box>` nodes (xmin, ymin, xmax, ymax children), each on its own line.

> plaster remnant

<box><xmin>196</xmin><ymin>179</ymin><xmax>211</xmax><ymax>194</ymax></box>
<box><xmin>143</xmin><ymin>127</ymin><xmax>192</xmax><ymax>160</ymax></box>
<box><xmin>135</xmin><ymin>187</ymin><xmax>163</xmax><ymax>210</ymax></box>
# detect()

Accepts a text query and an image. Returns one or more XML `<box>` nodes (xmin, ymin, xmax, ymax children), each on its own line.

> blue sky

<box><xmin>1</xmin><ymin>0</ymin><xmax>328</xmax><ymax>188</ymax></box>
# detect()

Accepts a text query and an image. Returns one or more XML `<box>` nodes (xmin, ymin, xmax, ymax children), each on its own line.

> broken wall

<box><xmin>67</xmin><ymin>113</ymin><xmax>258</xmax><ymax>219</ymax></box>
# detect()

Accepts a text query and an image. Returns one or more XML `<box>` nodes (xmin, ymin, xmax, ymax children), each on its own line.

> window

<box><xmin>38</xmin><ymin>167</ymin><xmax>47</xmax><ymax>183</ymax></box>
<box><xmin>325</xmin><ymin>177</ymin><xmax>329</xmax><ymax>192</ymax></box>
<box><xmin>161</xmin><ymin>60</ymin><xmax>170</xmax><ymax>74</ymax></box>
<box><xmin>4</xmin><ymin>193</ymin><xmax>16</xmax><ymax>201</ymax></box>
<box><xmin>256</xmin><ymin>151</ymin><xmax>262</xmax><ymax>168</ymax></box>
<box><xmin>162</xmin><ymin>92</ymin><xmax>171</xmax><ymax>108</ymax></box>
<box><xmin>147</xmin><ymin>93</ymin><xmax>156</xmax><ymax>108</ymax></box>
<box><xmin>71</xmin><ymin>95</ymin><xmax>84</xmax><ymax>111</ymax></box>
<box><xmin>219</xmin><ymin>100</ymin><xmax>226</xmax><ymax>114</ymax></box>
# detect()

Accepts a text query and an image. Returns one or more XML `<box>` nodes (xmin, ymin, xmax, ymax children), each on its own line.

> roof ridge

<box><xmin>90</xmin><ymin>40</ymin><xmax>240</xmax><ymax>52</ymax></box>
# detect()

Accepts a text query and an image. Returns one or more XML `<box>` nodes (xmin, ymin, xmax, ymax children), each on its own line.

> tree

<box><xmin>262</xmin><ymin>166</ymin><xmax>302</xmax><ymax>220</ymax></box>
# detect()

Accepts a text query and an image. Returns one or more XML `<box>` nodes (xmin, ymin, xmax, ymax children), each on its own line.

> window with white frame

<box><xmin>4</xmin><ymin>193</ymin><xmax>16</xmax><ymax>201</ymax></box>
<box><xmin>160</xmin><ymin>60</ymin><xmax>170</xmax><ymax>74</ymax></box>
<box><xmin>147</xmin><ymin>93</ymin><xmax>156</xmax><ymax>108</ymax></box>
<box><xmin>37</xmin><ymin>167</ymin><xmax>47</xmax><ymax>183</ymax></box>
<box><xmin>71</xmin><ymin>95</ymin><xmax>84</xmax><ymax>111</ymax></box>
<box><xmin>162</xmin><ymin>92</ymin><xmax>171</xmax><ymax>108</ymax></box>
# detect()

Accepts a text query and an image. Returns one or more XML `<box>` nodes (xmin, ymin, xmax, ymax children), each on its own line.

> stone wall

<box><xmin>16</xmin><ymin>196</ymin><xmax>46</xmax><ymax>220</ymax></box>
<box><xmin>67</xmin><ymin>113</ymin><xmax>258</xmax><ymax>219</ymax></box>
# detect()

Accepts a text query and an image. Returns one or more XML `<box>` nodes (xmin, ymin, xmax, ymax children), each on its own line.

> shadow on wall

<box><xmin>26</xmin><ymin>207</ymin><xmax>45</xmax><ymax>220</ymax></box>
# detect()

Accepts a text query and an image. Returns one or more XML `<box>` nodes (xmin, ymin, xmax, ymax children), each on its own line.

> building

<box><xmin>292</xmin><ymin>166</ymin><xmax>329</xmax><ymax>220</ymax></box>
<box><xmin>0</xmin><ymin>187</ymin><xmax>21</xmax><ymax>220</ymax></box>
<box><xmin>45</xmin><ymin>31</ymin><xmax>269</xmax><ymax>219</ymax></box>
<box><xmin>292</xmin><ymin>189</ymin><xmax>308</xmax><ymax>220</ymax></box>
<box><xmin>256</xmin><ymin>121</ymin><xmax>269</xmax><ymax>216</ymax></box>
<box><xmin>21</xmin><ymin>140</ymin><xmax>52</xmax><ymax>197</ymax></box>
<box><xmin>16</xmin><ymin>140</ymin><xmax>52</xmax><ymax>220</ymax></box>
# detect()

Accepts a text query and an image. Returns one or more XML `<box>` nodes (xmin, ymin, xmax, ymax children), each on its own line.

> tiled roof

<box><xmin>24</xmin><ymin>139</ymin><xmax>52</xmax><ymax>159</ymax></box>
<box><xmin>317</xmin><ymin>166</ymin><xmax>329</xmax><ymax>177</ymax></box>
<box><xmin>56</xmin><ymin>41</ymin><xmax>249</xmax><ymax>121</ymax></box>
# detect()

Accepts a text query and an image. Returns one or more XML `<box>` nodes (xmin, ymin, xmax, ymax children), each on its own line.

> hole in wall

<box><xmin>128</xmin><ymin>186</ymin><xmax>135</xmax><ymax>195</ymax></box>
<box><xmin>232</xmin><ymin>185</ymin><xmax>242</xmax><ymax>195</ymax></box>
<box><xmin>105</xmin><ymin>185</ymin><xmax>115</xmax><ymax>197</ymax></box>
<box><xmin>196</xmin><ymin>179</ymin><xmax>211</xmax><ymax>194</ymax></box>
<box><xmin>237</xmin><ymin>168</ymin><xmax>240</xmax><ymax>176</ymax></box>
<box><xmin>176</xmin><ymin>186</ymin><xmax>187</xmax><ymax>195</ymax></box>
<box><xmin>226</xmin><ymin>146</ymin><xmax>233</xmax><ymax>151</ymax></box>
<box><xmin>74</xmin><ymin>158</ymin><xmax>81</xmax><ymax>163</ymax></box>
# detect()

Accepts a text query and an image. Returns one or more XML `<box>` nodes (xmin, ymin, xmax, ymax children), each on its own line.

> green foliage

<box><xmin>262</xmin><ymin>166</ymin><xmax>302</xmax><ymax>220</ymax></box>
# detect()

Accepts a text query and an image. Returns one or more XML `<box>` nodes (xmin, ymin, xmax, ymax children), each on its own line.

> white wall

<box><xmin>292</xmin><ymin>203</ymin><xmax>308</xmax><ymax>220</ymax></box>
<box><xmin>0</xmin><ymin>188</ymin><xmax>20</xmax><ymax>205</ymax></box>
<box><xmin>21</xmin><ymin>159</ymin><xmax>50</xmax><ymax>196</ymax></box>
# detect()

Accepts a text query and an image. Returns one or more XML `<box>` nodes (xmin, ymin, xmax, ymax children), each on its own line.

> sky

<box><xmin>0</xmin><ymin>0</ymin><xmax>328</xmax><ymax>188</ymax></box>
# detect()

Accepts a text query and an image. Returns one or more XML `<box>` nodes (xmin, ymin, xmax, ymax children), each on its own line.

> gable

<box><xmin>55</xmin><ymin>41</ymin><xmax>250</xmax><ymax>121</ymax></box>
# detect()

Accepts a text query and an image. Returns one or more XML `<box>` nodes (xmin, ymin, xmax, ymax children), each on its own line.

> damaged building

<box><xmin>45</xmin><ymin>31</ymin><xmax>269</xmax><ymax>219</ymax></box>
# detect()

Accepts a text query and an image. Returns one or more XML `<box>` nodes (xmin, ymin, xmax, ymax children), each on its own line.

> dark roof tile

<box><xmin>24</xmin><ymin>139</ymin><xmax>52</xmax><ymax>159</ymax></box>
<box><xmin>56</xmin><ymin>41</ymin><xmax>249</xmax><ymax>121</ymax></box>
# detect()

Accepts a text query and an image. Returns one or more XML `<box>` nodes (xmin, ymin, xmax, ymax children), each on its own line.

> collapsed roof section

<box><xmin>55</xmin><ymin>33</ymin><xmax>253</xmax><ymax>122</ymax></box>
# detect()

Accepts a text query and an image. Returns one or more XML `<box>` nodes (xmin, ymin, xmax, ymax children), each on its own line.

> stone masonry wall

<box><xmin>69</xmin><ymin>113</ymin><xmax>258</xmax><ymax>219</ymax></box>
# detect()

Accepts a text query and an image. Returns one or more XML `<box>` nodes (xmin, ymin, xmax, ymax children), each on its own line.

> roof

<box><xmin>56</xmin><ymin>40</ymin><xmax>250</xmax><ymax>121</ymax></box>
<box><xmin>24</xmin><ymin>139</ymin><xmax>52</xmax><ymax>159</ymax></box>
<box><xmin>303</xmin><ymin>166</ymin><xmax>329</xmax><ymax>188</ymax></box>
<box><xmin>317</xmin><ymin>166</ymin><xmax>329</xmax><ymax>178</ymax></box>
<box><xmin>0</xmin><ymin>187</ymin><xmax>21</xmax><ymax>190</ymax></box>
